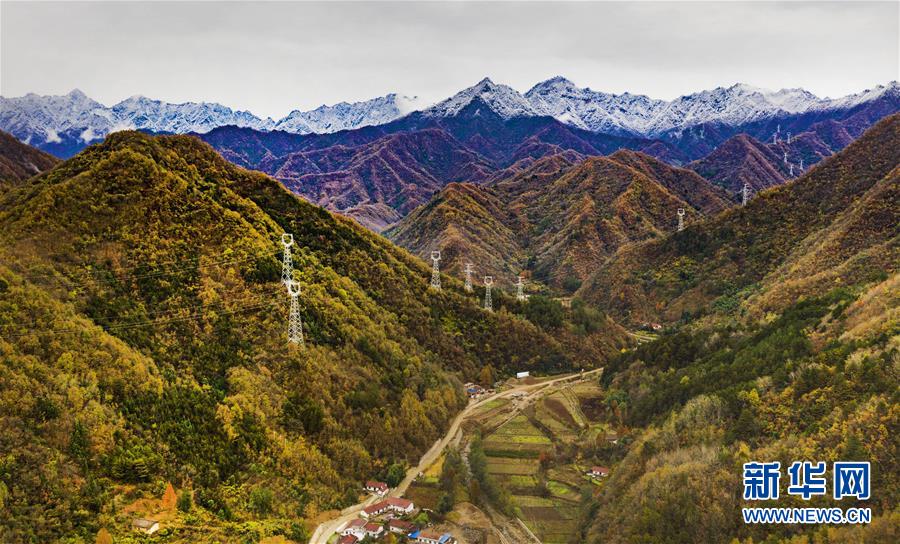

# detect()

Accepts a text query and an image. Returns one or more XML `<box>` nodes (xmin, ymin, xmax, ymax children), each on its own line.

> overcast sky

<box><xmin>2</xmin><ymin>1</ymin><xmax>898</xmax><ymax>119</ymax></box>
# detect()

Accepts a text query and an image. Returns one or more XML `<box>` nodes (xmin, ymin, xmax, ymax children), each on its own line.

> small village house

<box><xmin>341</xmin><ymin>518</ymin><xmax>367</xmax><ymax>539</ymax></box>
<box><xmin>588</xmin><ymin>466</ymin><xmax>610</xmax><ymax>478</ymax></box>
<box><xmin>364</xmin><ymin>522</ymin><xmax>385</xmax><ymax>538</ymax></box>
<box><xmin>365</xmin><ymin>480</ymin><xmax>389</xmax><ymax>495</ymax></box>
<box><xmin>360</xmin><ymin>496</ymin><xmax>415</xmax><ymax>519</ymax></box>
<box><xmin>337</xmin><ymin>535</ymin><xmax>358</xmax><ymax>544</ymax></box>
<box><xmin>464</xmin><ymin>382</ymin><xmax>485</xmax><ymax>399</ymax></box>
<box><xmin>387</xmin><ymin>518</ymin><xmax>415</xmax><ymax>534</ymax></box>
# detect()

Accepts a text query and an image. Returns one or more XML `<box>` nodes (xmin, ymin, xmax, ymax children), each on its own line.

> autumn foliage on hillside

<box><xmin>0</xmin><ymin>132</ymin><xmax>594</xmax><ymax>542</ymax></box>
<box><xmin>581</xmin><ymin>113</ymin><xmax>900</xmax><ymax>326</ymax></box>
<box><xmin>389</xmin><ymin>149</ymin><xmax>731</xmax><ymax>292</ymax></box>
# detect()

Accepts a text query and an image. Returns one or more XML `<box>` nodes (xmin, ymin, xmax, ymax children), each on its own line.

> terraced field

<box><xmin>468</xmin><ymin>377</ymin><xmax>609</xmax><ymax>544</ymax></box>
<box><xmin>485</xmin><ymin>457</ymin><xmax>540</xmax><ymax>475</ymax></box>
<box><xmin>483</xmin><ymin>415</ymin><xmax>552</xmax><ymax>458</ymax></box>
<box><xmin>514</xmin><ymin>495</ymin><xmax>581</xmax><ymax>544</ymax></box>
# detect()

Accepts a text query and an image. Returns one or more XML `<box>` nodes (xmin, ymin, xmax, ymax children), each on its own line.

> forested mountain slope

<box><xmin>574</xmin><ymin>118</ymin><xmax>899</xmax><ymax>544</ymax></box>
<box><xmin>0</xmin><ymin>132</ymin><xmax>621</xmax><ymax>542</ymax></box>
<box><xmin>0</xmin><ymin>129</ymin><xmax>58</xmax><ymax>191</ymax></box>
<box><xmin>580</xmin><ymin>113</ymin><xmax>900</xmax><ymax>325</ymax></box>
<box><xmin>583</xmin><ymin>280</ymin><xmax>898</xmax><ymax>543</ymax></box>
<box><xmin>388</xmin><ymin>150</ymin><xmax>731</xmax><ymax>289</ymax></box>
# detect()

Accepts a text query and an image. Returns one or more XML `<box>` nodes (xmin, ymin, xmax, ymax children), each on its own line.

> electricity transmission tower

<box><xmin>287</xmin><ymin>280</ymin><xmax>304</xmax><ymax>346</ymax></box>
<box><xmin>484</xmin><ymin>276</ymin><xmax>493</xmax><ymax>311</ymax></box>
<box><xmin>430</xmin><ymin>251</ymin><xmax>441</xmax><ymax>290</ymax></box>
<box><xmin>787</xmin><ymin>132</ymin><xmax>792</xmax><ymax>144</ymax></box>
<box><xmin>464</xmin><ymin>262</ymin><xmax>474</xmax><ymax>292</ymax></box>
<box><xmin>516</xmin><ymin>275</ymin><xmax>526</xmax><ymax>301</ymax></box>
<box><xmin>742</xmin><ymin>183</ymin><xmax>751</xmax><ymax>206</ymax></box>
<box><xmin>799</xmin><ymin>158</ymin><xmax>804</xmax><ymax>171</ymax></box>
<box><xmin>783</xmin><ymin>151</ymin><xmax>788</xmax><ymax>164</ymax></box>
<box><xmin>789</xmin><ymin>164</ymin><xmax>794</xmax><ymax>177</ymax></box>
<box><xmin>677</xmin><ymin>208</ymin><xmax>685</xmax><ymax>232</ymax></box>
<box><xmin>281</xmin><ymin>233</ymin><xmax>294</xmax><ymax>286</ymax></box>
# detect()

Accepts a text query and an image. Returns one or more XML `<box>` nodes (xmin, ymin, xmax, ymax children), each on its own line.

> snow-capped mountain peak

<box><xmin>0</xmin><ymin>90</ymin><xmax>419</xmax><ymax>153</ymax></box>
<box><xmin>423</xmin><ymin>77</ymin><xmax>541</xmax><ymax>119</ymax></box>
<box><xmin>109</xmin><ymin>96</ymin><xmax>274</xmax><ymax>134</ymax></box>
<box><xmin>523</xmin><ymin>79</ymin><xmax>894</xmax><ymax>137</ymax></box>
<box><xmin>2</xmin><ymin>79</ymin><xmax>897</xmax><ymax>158</ymax></box>
<box><xmin>274</xmin><ymin>93</ymin><xmax>421</xmax><ymax>134</ymax></box>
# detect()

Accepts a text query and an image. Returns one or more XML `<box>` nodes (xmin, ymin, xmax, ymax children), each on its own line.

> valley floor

<box><xmin>311</xmin><ymin>370</ymin><xmax>601</xmax><ymax>544</ymax></box>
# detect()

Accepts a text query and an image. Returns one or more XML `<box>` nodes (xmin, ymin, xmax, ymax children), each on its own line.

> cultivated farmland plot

<box><xmin>483</xmin><ymin>415</ymin><xmax>552</xmax><ymax>457</ymax></box>
<box><xmin>482</xmin><ymin>391</ymin><xmax>599</xmax><ymax>543</ymax></box>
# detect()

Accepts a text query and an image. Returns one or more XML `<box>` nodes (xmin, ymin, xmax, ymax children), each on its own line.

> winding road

<box><xmin>309</xmin><ymin>369</ymin><xmax>601</xmax><ymax>544</ymax></box>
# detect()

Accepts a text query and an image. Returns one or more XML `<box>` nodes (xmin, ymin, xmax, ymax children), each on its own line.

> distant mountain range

<box><xmin>194</xmin><ymin>78</ymin><xmax>897</xmax><ymax>229</ymax></box>
<box><xmin>3</xmin><ymin>78</ymin><xmax>896</xmax><ymax>157</ymax></box>
<box><xmin>0</xmin><ymin>90</ymin><xmax>421</xmax><ymax>157</ymax></box>
<box><xmin>2</xmin><ymin>78</ymin><xmax>897</xmax><ymax>230</ymax></box>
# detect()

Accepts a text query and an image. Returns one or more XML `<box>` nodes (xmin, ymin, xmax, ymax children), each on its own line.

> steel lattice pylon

<box><xmin>287</xmin><ymin>280</ymin><xmax>304</xmax><ymax>346</ymax></box>
<box><xmin>516</xmin><ymin>275</ymin><xmax>526</xmax><ymax>301</ymax></box>
<box><xmin>464</xmin><ymin>262</ymin><xmax>474</xmax><ymax>292</ymax></box>
<box><xmin>430</xmin><ymin>251</ymin><xmax>441</xmax><ymax>290</ymax></box>
<box><xmin>484</xmin><ymin>276</ymin><xmax>493</xmax><ymax>311</ymax></box>
<box><xmin>677</xmin><ymin>208</ymin><xmax>685</xmax><ymax>232</ymax></box>
<box><xmin>281</xmin><ymin>233</ymin><xmax>294</xmax><ymax>286</ymax></box>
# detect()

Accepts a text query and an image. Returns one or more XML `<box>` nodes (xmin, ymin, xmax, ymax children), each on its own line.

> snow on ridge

<box><xmin>422</xmin><ymin>78</ymin><xmax>542</xmax><ymax>120</ymax></box>
<box><xmin>1</xmin><ymin>80</ymin><xmax>896</xmax><ymax>149</ymax></box>
<box><xmin>274</xmin><ymin>93</ymin><xmax>422</xmax><ymax>134</ymax></box>
<box><xmin>0</xmin><ymin>90</ymin><xmax>421</xmax><ymax>147</ymax></box>
<box><xmin>525</xmin><ymin>79</ymin><xmax>833</xmax><ymax>136</ymax></box>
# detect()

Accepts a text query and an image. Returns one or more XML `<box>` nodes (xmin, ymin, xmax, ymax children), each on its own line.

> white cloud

<box><xmin>395</xmin><ymin>95</ymin><xmax>431</xmax><ymax>115</ymax></box>
<box><xmin>109</xmin><ymin>121</ymin><xmax>136</xmax><ymax>134</ymax></box>
<box><xmin>79</xmin><ymin>127</ymin><xmax>98</xmax><ymax>142</ymax></box>
<box><xmin>44</xmin><ymin>128</ymin><xmax>61</xmax><ymax>143</ymax></box>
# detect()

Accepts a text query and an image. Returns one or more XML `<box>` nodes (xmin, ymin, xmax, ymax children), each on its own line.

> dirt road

<box><xmin>308</xmin><ymin>369</ymin><xmax>600</xmax><ymax>543</ymax></box>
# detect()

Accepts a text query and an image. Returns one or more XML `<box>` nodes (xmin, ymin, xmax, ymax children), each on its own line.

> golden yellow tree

<box><xmin>161</xmin><ymin>482</ymin><xmax>177</xmax><ymax>511</ymax></box>
<box><xmin>95</xmin><ymin>528</ymin><xmax>112</xmax><ymax>544</ymax></box>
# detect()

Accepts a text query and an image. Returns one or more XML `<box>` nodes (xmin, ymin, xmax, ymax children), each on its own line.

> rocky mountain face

<box><xmin>273</xmin><ymin>93</ymin><xmax>421</xmax><ymax>134</ymax></box>
<box><xmin>387</xmin><ymin>150</ymin><xmax>732</xmax><ymax>290</ymax></box>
